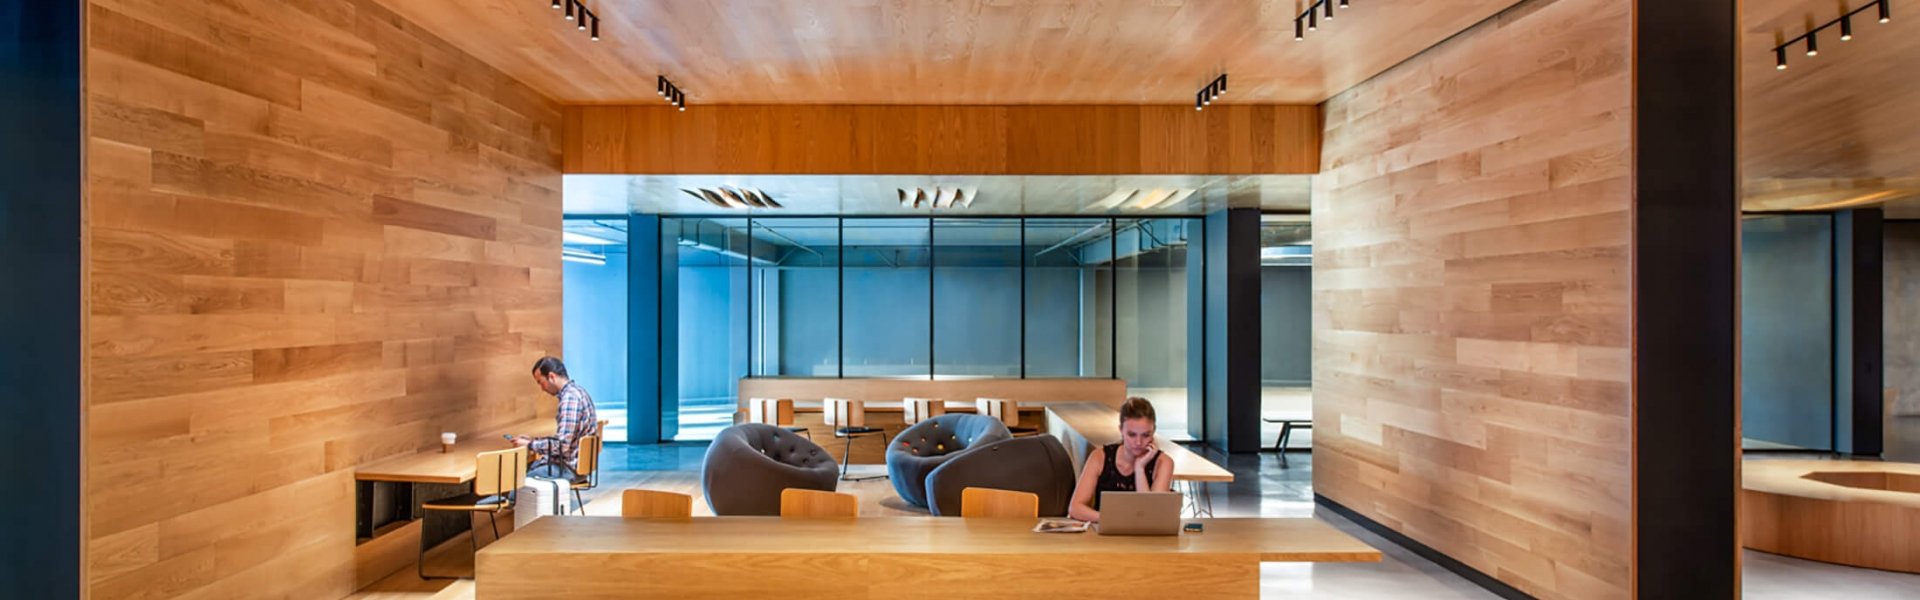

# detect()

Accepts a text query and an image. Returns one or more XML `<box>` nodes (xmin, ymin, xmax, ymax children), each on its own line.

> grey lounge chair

<box><xmin>702</xmin><ymin>423</ymin><xmax>839</xmax><ymax>515</ymax></box>
<box><xmin>924</xmin><ymin>435</ymin><xmax>1076</xmax><ymax>517</ymax></box>
<box><xmin>884</xmin><ymin>414</ymin><xmax>1011</xmax><ymax>508</ymax></box>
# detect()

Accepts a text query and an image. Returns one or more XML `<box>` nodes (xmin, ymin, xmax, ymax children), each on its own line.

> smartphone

<box><xmin>502</xmin><ymin>434</ymin><xmax>515</xmax><ymax>440</ymax></box>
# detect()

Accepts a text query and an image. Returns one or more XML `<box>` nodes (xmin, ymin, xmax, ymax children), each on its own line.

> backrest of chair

<box><xmin>474</xmin><ymin>447</ymin><xmax>527</xmax><ymax>497</ymax></box>
<box><xmin>961</xmin><ymin>487</ymin><xmax>1039</xmax><ymax>519</ymax></box>
<box><xmin>596</xmin><ymin>418</ymin><xmax>610</xmax><ymax>436</ymax></box>
<box><xmin>780</xmin><ymin>488</ymin><xmax>857</xmax><ymax>518</ymax></box>
<box><xmin>749</xmin><ymin>398</ymin><xmax>796</xmax><ymax>426</ymax></box>
<box><xmin>903</xmin><ymin>397</ymin><xmax>946</xmax><ymax>425</ymax></box>
<box><xmin>976</xmin><ymin>398</ymin><xmax>1018</xmax><ymax>427</ymax></box>
<box><xmin>823</xmin><ymin>398</ymin><xmax>865</xmax><ymax>428</ymax></box>
<box><xmin>576</xmin><ymin>434</ymin><xmax>602</xmax><ymax>477</ymax></box>
<box><xmin>621</xmin><ymin>489</ymin><xmax>694</xmax><ymax>518</ymax></box>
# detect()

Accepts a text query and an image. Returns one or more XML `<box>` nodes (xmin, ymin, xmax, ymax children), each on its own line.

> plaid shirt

<box><xmin>531</xmin><ymin>381</ymin><xmax>598</xmax><ymax>467</ymax></box>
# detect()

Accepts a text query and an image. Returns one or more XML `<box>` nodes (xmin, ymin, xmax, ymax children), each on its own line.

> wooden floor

<box><xmin>345</xmin><ymin>464</ymin><xmax>914</xmax><ymax>600</ymax></box>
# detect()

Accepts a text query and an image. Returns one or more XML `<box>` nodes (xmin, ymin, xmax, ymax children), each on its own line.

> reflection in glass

<box><xmin>1116</xmin><ymin>218</ymin><xmax>1200</xmax><ymax>439</ymax></box>
<box><xmin>750</xmin><ymin>218</ymin><xmax>840</xmax><ymax>377</ymax></box>
<box><xmin>665</xmin><ymin>217</ymin><xmax>748</xmax><ymax>441</ymax></box>
<box><xmin>934</xmin><ymin>219</ymin><xmax>1023</xmax><ymax>377</ymax></box>
<box><xmin>1259</xmin><ymin>218</ymin><xmax>1313</xmax><ymax>450</ymax></box>
<box><xmin>842</xmin><ymin>218</ymin><xmax>932</xmax><ymax>377</ymax></box>
<box><xmin>561</xmin><ymin>218</ymin><xmax>629</xmax><ymax>442</ymax></box>
<box><xmin>1024</xmin><ymin>219</ymin><xmax>1114</xmax><ymax>378</ymax></box>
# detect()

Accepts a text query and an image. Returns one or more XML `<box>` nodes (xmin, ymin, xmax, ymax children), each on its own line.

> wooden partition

<box><xmin>83</xmin><ymin>0</ymin><xmax>563</xmax><ymax>597</ymax></box>
<box><xmin>738</xmin><ymin>378</ymin><xmax>1126</xmax><ymax>464</ymax></box>
<box><xmin>564</xmin><ymin>105</ymin><xmax>1321</xmax><ymax>175</ymax></box>
<box><xmin>1311</xmin><ymin>0</ymin><xmax>1633</xmax><ymax>597</ymax></box>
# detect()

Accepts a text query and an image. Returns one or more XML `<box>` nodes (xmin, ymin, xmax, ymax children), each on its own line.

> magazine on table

<box><xmin>1032</xmin><ymin>518</ymin><xmax>1091</xmax><ymax>533</ymax></box>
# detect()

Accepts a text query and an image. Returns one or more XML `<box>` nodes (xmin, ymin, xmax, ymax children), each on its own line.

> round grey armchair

<box><xmin>702</xmin><ymin>423</ymin><xmax>840</xmax><ymax>515</ymax></box>
<box><xmin>885</xmin><ymin>414</ymin><xmax>1011</xmax><ymax>508</ymax></box>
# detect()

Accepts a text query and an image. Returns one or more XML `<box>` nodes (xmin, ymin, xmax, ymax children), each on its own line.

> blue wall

<box><xmin>934</xmin><ymin>268</ymin><xmax>1022</xmax><ymax>376</ymax></box>
<box><xmin>677</xmin><ymin>266</ymin><xmax>747</xmax><ymax>398</ymax></box>
<box><xmin>563</xmin><ymin>254</ymin><xmax>629</xmax><ymax>418</ymax></box>
<box><xmin>1027</xmin><ymin>268</ymin><xmax>1089</xmax><ymax>376</ymax></box>
<box><xmin>0</xmin><ymin>1</ymin><xmax>82</xmax><ymax>594</ymax></box>
<box><xmin>842</xmin><ymin>267</ymin><xmax>932</xmax><ymax>376</ymax></box>
<box><xmin>1741</xmin><ymin>215</ymin><xmax>1834</xmax><ymax>450</ymax></box>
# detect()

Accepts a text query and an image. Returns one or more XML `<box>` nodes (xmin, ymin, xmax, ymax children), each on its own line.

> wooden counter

<box><xmin>476</xmin><ymin>516</ymin><xmax>1380</xmax><ymax>599</ymax></box>
<box><xmin>1743</xmin><ymin>459</ymin><xmax>1920</xmax><ymax>573</ymax></box>
<box><xmin>1046</xmin><ymin>402</ymin><xmax>1234</xmax><ymax>483</ymax></box>
<box><xmin>355</xmin><ymin>419</ymin><xmax>554</xmax><ymax>484</ymax></box>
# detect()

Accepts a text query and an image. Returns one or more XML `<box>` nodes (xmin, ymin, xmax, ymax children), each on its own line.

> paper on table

<box><xmin>1032</xmin><ymin>518</ymin><xmax>1090</xmax><ymax>533</ymax></box>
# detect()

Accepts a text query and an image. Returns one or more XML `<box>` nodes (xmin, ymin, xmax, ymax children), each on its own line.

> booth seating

<box><xmin>701</xmin><ymin>424</ymin><xmax>839</xmax><ymax>516</ymax></box>
<box><xmin>884</xmin><ymin>414</ymin><xmax>1011</xmax><ymax>508</ymax></box>
<box><xmin>925</xmin><ymin>434</ymin><xmax>1077</xmax><ymax>517</ymax></box>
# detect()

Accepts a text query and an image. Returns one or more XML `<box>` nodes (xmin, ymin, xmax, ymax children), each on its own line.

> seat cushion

<box><xmin>925</xmin><ymin>435</ymin><xmax>1077</xmax><ymax>517</ymax></box>
<box><xmin>702</xmin><ymin>423</ymin><xmax>841</xmax><ymax>516</ymax></box>
<box><xmin>885</xmin><ymin>414</ymin><xmax>1013</xmax><ymax>508</ymax></box>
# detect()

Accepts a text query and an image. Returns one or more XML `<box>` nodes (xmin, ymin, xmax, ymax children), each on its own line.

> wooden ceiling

<box><xmin>1742</xmin><ymin>0</ymin><xmax>1920</xmax><ymax>216</ymax></box>
<box><xmin>373</xmin><ymin>0</ymin><xmax>1523</xmax><ymax>105</ymax></box>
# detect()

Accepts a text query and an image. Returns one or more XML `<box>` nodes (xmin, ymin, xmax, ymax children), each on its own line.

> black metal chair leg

<box><xmin>416</xmin><ymin>509</ymin><xmax>431</xmax><ymax>580</ymax></box>
<box><xmin>468</xmin><ymin>513</ymin><xmax>479</xmax><ymax>555</ymax></box>
<box><xmin>487</xmin><ymin>510</ymin><xmax>500</xmax><ymax>543</ymax></box>
<box><xmin>573</xmin><ymin>489</ymin><xmax>585</xmax><ymax>515</ymax></box>
<box><xmin>840</xmin><ymin>435</ymin><xmax>854</xmax><ymax>479</ymax></box>
<box><xmin>1279</xmin><ymin>423</ymin><xmax>1293</xmax><ymax>468</ymax></box>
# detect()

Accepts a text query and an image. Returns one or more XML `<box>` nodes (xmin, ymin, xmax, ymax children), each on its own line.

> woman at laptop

<box><xmin>1068</xmin><ymin>397</ymin><xmax>1177</xmax><ymax>522</ymax></box>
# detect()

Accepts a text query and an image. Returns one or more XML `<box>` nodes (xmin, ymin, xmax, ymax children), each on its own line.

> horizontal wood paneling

<box><xmin>565</xmin><ymin>105</ymin><xmax>1321</xmax><ymax>175</ymax></box>
<box><xmin>1311</xmin><ymin>0</ymin><xmax>1633</xmax><ymax>598</ymax></box>
<box><xmin>83</xmin><ymin>0</ymin><xmax>563</xmax><ymax>598</ymax></box>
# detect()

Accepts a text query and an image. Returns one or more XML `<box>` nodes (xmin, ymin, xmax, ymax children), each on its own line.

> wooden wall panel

<box><xmin>83</xmin><ymin>0</ymin><xmax>563</xmax><ymax>598</ymax></box>
<box><xmin>564</xmin><ymin>104</ymin><xmax>1320</xmax><ymax>175</ymax></box>
<box><xmin>1310</xmin><ymin>0</ymin><xmax>1633</xmax><ymax>598</ymax></box>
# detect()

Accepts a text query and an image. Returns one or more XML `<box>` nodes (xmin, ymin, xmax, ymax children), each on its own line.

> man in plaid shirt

<box><xmin>517</xmin><ymin>356</ymin><xmax>599</xmax><ymax>479</ymax></box>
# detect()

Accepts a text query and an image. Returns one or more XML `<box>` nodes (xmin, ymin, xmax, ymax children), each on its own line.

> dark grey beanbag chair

<box><xmin>925</xmin><ymin>435</ymin><xmax>1076</xmax><ymax>517</ymax></box>
<box><xmin>885</xmin><ymin>414</ymin><xmax>1011</xmax><ymax>508</ymax></box>
<box><xmin>702</xmin><ymin>423</ymin><xmax>839</xmax><ymax>515</ymax></box>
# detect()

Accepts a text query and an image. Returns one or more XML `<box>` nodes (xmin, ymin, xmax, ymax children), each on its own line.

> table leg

<box><xmin>1279</xmin><ymin>422</ymin><xmax>1294</xmax><ymax>468</ymax></box>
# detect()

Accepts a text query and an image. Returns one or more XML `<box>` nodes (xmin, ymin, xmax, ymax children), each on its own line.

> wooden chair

<box><xmin>976</xmin><ymin>398</ymin><xmax>1039</xmax><ymax>437</ymax></box>
<box><xmin>569</xmin><ymin>434</ymin><xmax>603</xmax><ymax>514</ymax></box>
<box><xmin>824</xmin><ymin>397</ymin><xmax>886</xmax><ymax>481</ymax></box>
<box><xmin>903</xmin><ymin>397</ymin><xmax>947</xmax><ymax>425</ymax></box>
<box><xmin>620</xmin><ymin>489</ymin><xmax>693</xmax><ymax>518</ymax></box>
<box><xmin>749</xmin><ymin>397</ymin><xmax>811</xmax><ymax>439</ymax></box>
<box><xmin>419</xmin><ymin>446</ymin><xmax>526</xmax><ymax>579</ymax></box>
<box><xmin>780</xmin><ymin>488</ymin><xmax>857</xmax><ymax>518</ymax></box>
<box><xmin>960</xmin><ymin>487</ymin><xmax>1040</xmax><ymax>519</ymax></box>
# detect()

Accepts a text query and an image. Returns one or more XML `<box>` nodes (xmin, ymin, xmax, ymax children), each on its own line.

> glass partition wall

<box><xmin>652</xmin><ymin>216</ymin><xmax>1201</xmax><ymax>441</ymax></box>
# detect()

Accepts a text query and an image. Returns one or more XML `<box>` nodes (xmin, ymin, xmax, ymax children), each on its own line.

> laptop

<box><xmin>1096</xmin><ymin>492</ymin><xmax>1183</xmax><ymax>536</ymax></box>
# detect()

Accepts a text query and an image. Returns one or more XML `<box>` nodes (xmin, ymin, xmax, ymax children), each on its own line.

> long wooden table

<box><xmin>355</xmin><ymin>419</ymin><xmax>554</xmax><ymax>484</ymax></box>
<box><xmin>1046</xmin><ymin>402</ymin><xmax>1234</xmax><ymax>517</ymax></box>
<box><xmin>476</xmin><ymin>516</ymin><xmax>1381</xmax><ymax>599</ymax></box>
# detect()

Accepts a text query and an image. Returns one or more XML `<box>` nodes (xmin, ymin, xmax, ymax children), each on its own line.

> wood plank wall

<box><xmin>83</xmin><ymin>0</ymin><xmax>563</xmax><ymax>597</ymax></box>
<box><xmin>1310</xmin><ymin>0</ymin><xmax>1633</xmax><ymax>597</ymax></box>
<box><xmin>564</xmin><ymin>104</ymin><xmax>1321</xmax><ymax>175</ymax></box>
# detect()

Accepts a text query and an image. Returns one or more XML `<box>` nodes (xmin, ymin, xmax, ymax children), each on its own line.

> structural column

<box><xmin>1203</xmin><ymin>209</ymin><xmax>1262</xmax><ymax>452</ymax></box>
<box><xmin>1633</xmin><ymin>0</ymin><xmax>1740</xmax><ymax>596</ymax></box>
<box><xmin>1836</xmin><ymin>208</ymin><xmax>1885</xmax><ymax>456</ymax></box>
<box><xmin>0</xmin><ymin>1</ymin><xmax>84</xmax><ymax>594</ymax></box>
<box><xmin>627</xmin><ymin>215</ymin><xmax>665</xmax><ymax>443</ymax></box>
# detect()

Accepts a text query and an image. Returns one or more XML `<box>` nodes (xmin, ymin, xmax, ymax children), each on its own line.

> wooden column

<box><xmin>1633</xmin><ymin>0</ymin><xmax>1740</xmax><ymax>596</ymax></box>
<box><xmin>0</xmin><ymin>1</ymin><xmax>84</xmax><ymax>596</ymax></box>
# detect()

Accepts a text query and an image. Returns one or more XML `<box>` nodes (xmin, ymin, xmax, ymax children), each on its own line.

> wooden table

<box><xmin>476</xmin><ymin>516</ymin><xmax>1381</xmax><ymax>599</ymax></box>
<box><xmin>355</xmin><ymin>419</ymin><xmax>554</xmax><ymax>484</ymax></box>
<box><xmin>1045</xmin><ymin>402</ymin><xmax>1234</xmax><ymax>516</ymax></box>
<box><xmin>1743</xmin><ymin>459</ymin><xmax>1920</xmax><ymax>573</ymax></box>
<box><xmin>1261</xmin><ymin>413</ymin><xmax>1313</xmax><ymax>467</ymax></box>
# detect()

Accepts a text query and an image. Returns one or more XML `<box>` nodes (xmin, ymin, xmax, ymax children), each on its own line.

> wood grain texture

<box><xmin>960</xmin><ymin>488</ymin><xmax>1040</xmax><ymax>519</ymax></box>
<box><xmin>1742</xmin><ymin>459</ymin><xmax>1920</xmax><ymax>573</ymax></box>
<box><xmin>565</xmin><ymin>105</ymin><xmax>1321</xmax><ymax>175</ymax></box>
<box><xmin>1310</xmin><ymin>0</ymin><xmax>1633</xmax><ymax>598</ymax></box>
<box><xmin>779</xmin><ymin>489</ymin><xmax>859</xmax><ymax>519</ymax></box>
<box><xmin>371</xmin><ymin>0</ymin><xmax>1522</xmax><ymax>105</ymax></box>
<box><xmin>473</xmin><ymin>516</ymin><xmax>1379</xmax><ymax>599</ymax></box>
<box><xmin>1046</xmin><ymin>403</ymin><xmax>1234</xmax><ymax>483</ymax></box>
<box><xmin>83</xmin><ymin>0</ymin><xmax>563</xmax><ymax>597</ymax></box>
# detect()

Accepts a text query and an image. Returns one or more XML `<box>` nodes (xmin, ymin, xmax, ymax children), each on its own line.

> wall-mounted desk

<box><xmin>351</xmin><ymin>419</ymin><xmax>551</xmax><ymax>587</ymax></box>
<box><xmin>476</xmin><ymin>516</ymin><xmax>1381</xmax><ymax>599</ymax></box>
<box><xmin>355</xmin><ymin>419</ymin><xmax>553</xmax><ymax>484</ymax></box>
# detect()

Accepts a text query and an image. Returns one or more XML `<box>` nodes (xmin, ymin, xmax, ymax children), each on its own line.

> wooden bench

<box><xmin>1743</xmin><ymin>459</ymin><xmax>1920</xmax><ymax>573</ymax></box>
<box><xmin>1044</xmin><ymin>402</ymin><xmax>1234</xmax><ymax>516</ymax></box>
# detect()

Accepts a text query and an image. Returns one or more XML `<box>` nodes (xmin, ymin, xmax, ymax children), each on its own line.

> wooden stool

<box><xmin>825</xmin><ymin>398</ymin><xmax>886</xmax><ymax>481</ymax></box>
<box><xmin>977</xmin><ymin>398</ymin><xmax>1038</xmax><ymax>437</ymax></box>
<box><xmin>749</xmin><ymin>398</ymin><xmax>811</xmax><ymax>439</ymax></box>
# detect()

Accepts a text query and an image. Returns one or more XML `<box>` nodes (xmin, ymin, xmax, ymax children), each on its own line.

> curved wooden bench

<box><xmin>1742</xmin><ymin>459</ymin><xmax>1920</xmax><ymax>573</ymax></box>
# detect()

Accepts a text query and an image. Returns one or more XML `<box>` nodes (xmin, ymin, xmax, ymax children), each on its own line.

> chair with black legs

<box><xmin>419</xmin><ymin>446</ymin><xmax>526</xmax><ymax>579</ymax></box>
<box><xmin>749</xmin><ymin>397</ymin><xmax>812</xmax><ymax>439</ymax></box>
<box><xmin>569</xmin><ymin>434</ymin><xmax>603</xmax><ymax>514</ymax></box>
<box><xmin>824</xmin><ymin>397</ymin><xmax>887</xmax><ymax>481</ymax></box>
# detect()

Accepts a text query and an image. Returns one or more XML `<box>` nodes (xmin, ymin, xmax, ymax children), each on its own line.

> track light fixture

<box><xmin>1194</xmin><ymin>73</ymin><xmax>1227</xmax><ymax>111</ymax></box>
<box><xmin>1293</xmin><ymin>0</ymin><xmax>1355</xmax><ymax>41</ymax></box>
<box><xmin>1773</xmin><ymin>0</ymin><xmax>1890</xmax><ymax>72</ymax></box>
<box><xmin>658</xmin><ymin>75</ymin><xmax>687</xmax><ymax>112</ymax></box>
<box><xmin>554</xmin><ymin>0</ymin><xmax>601</xmax><ymax>42</ymax></box>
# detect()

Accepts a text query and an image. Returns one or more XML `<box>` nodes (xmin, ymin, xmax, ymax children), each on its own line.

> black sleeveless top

<box><xmin>1092</xmin><ymin>443</ymin><xmax>1158</xmax><ymax>510</ymax></box>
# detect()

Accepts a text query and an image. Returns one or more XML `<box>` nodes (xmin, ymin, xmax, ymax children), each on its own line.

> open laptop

<box><xmin>1096</xmin><ymin>492</ymin><xmax>1183</xmax><ymax>536</ymax></box>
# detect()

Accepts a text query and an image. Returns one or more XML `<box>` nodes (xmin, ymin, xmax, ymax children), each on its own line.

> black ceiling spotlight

<box><xmin>1772</xmin><ymin>0</ymin><xmax>1891</xmax><ymax>73</ymax></box>
<box><xmin>1195</xmin><ymin>73</ymin><xmax>1227</xmax><ymax>111</ymax></box>
<box><xmin>1294</xmin><ymin>0</ymin><xmax>1352</xmax><ymax>40</ymax></box>
<box><xmin>555</xmin><ymin>0</ymin><xmax>601</xmax><ymax>42</ymax></box>
<box><xmin>658</xmin><ymin>76</ymin><xmax>687</xmax><ymax>112</ymax></box>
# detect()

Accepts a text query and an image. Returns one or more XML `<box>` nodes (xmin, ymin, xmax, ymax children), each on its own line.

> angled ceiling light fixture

<box><xmin>896</xmin><ymin>187</ymin><xmax>975</xmax><ymax>209</ymax></box>
<box><xmin>1294</xmin><ymin>0</ymin><xmax>1357</xmax><ymax>42</ymax></box>
<box><xmin>1091</xmin><ymin>189</ymin><xmax>1139</xmax><ymax>211</ymax></box>
<box><xmin>558</xmin><ymin>0</ymin><xmax>600</xmax><ymax>42</ymax></box>
<box><xmin>681</xmin><ymin>187</ymin><xmax>783</xmax><ymax>210</ymax></box>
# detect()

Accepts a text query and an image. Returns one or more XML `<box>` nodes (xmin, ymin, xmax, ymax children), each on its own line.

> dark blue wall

<box><xmin>0</xmin><ymin>2</ymin><xmax>82</xmax><ymax>595</ymax></box>
<box><xmin>1740</xmin><ymin>215</ymin><xmax>1834</xmax><ymax>450</ymax></box>
<box><xmin>1026</xmin><ymin>269</ymin><xmax>1089</xmax><ymax>377</ymax></box>
<box><xmin>677</xmin><ymin>266</ymin><xmax>747</xmax><ymax>398</ymax></box>
<box><xmin>1261</xmin><ymin>266</ymin><xmax>1313</xmax><ymax>385</ymax></box>
<box><xmin>563</xmin><ymin>252</ymin><xmax>628</xmax><ymax>436</ymax></box>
